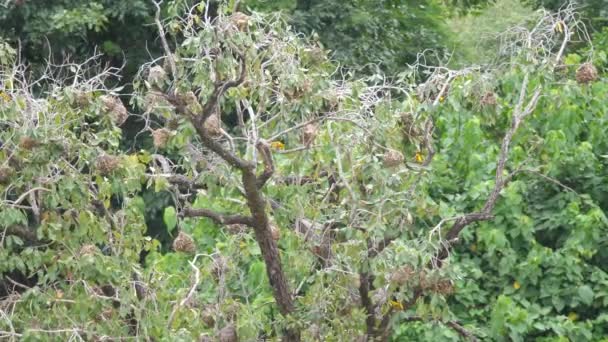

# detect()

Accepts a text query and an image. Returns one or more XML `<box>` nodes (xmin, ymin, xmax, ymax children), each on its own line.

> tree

<box><xmin>1</xmin><ymin>2</ymin><xmax>605</xmax><ymax>341</ymax></box>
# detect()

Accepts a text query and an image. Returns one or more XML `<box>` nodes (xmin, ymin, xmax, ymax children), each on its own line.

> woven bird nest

<box><xmin>270</xmin><ymin>223</ymin><xmax>281</xmax><ymax>241</ymax></box>
<box><xmin>301</xmin><ymin>123</ymin><xmax>319</xmax><ymax>146</ymax></box>
<box><xmin>152</xmin><ymin>128</ymin><xmax>172</xmax><ymax>148</ymax></box>
<box><xmin>576</xmin><ymin>62</ymin><xmax>598</xmax><ymax>84</ymax></box>
<box><xmin>230</xmin><ymin>12</ymin><xmax>250</xmax><ymax>31</ymax></box>
<box><xmin>480</xmin><ymin>91</ymin><xmax>498</xmax><ymax>107</ymax></box>
<box><xmin>147</xmin><ymin>65</ymin><xmax>167</xmax><ymax>87</ymax></box>
<box><xmin>0</xmin><ymin>167</ymin><xmax>13</xmax><ymax>184</ymax></box>
<box><xmin>78</xmin><ymin>244</ymin><xmax>98</xmax><ymax>257</ymax></box>
<box><xmin>95</xmin><ymin>154</ymin><xmax>121</xmax><ymax>176</ymax></box>
<box><xmin>383</xmin><ymin>149</ymin><xmax>404</xmax><ymax>168</ymax></box>
<box><xmin>172</xmin><ymin>231</ymin><xmax>196</xmax><ymax>253</ymax></box>
<box><xmin>204</xmin><ymin>114</ymin><xmax>222</xmax><ymax>138</ymax></box>
<box><xmin>19</xmin><ymin>136</ymin><xmax>40</xmax><ymax>150</ymax></box>
<box><xmin>100</xmin><ymin>95</ymin><xmax>128</xmax><ymax>126</ymax></box>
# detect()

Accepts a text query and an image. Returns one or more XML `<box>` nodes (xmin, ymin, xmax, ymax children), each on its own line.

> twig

<box><xmin>435</xmin><ymin>74</ymin><xmax>542</xmax><ymax>262</ymax></box>
<box><xmin>167</xmin><ymin>257</ymin><xmax>201</xmax><ymax>328</ymax></box>
<box><xmin>181</xmin><ymin>207</ymin><xmax>253</xmax><ymax>226</ymax></box>
<box><xmin>402</xmin><ymin>316</ymin><xmax>479</xmax><ymax>342</ymax></box>
<box><xmin>519</xmin><ymin>169</ymin><xmax>577</xmax><ymax>193</ymax></box>
<box><xmin>151</xmin><ymin>0</ymin><xmax>177</xmax><ymax>80</ymax></box>
<box><xmin>256</xmin><ymin>140</ymin><xmax>275</xmax><ymax>189</ymax></box>
<box><xmin>6</xmin><ymin>187</ymin><xmax>50</xmax><ymax>206</ymax></box>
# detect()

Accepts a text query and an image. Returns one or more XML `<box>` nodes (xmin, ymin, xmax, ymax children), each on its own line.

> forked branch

<box><xmin>435</xmin><ymin>74</ymin><xmax>542</xmax><ymax>263</ymax></box>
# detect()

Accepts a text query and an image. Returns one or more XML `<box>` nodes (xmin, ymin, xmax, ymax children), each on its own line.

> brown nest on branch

<box><xmin>576</xmin><ymin>62</ymin><xmax>598</xmax><ymax>84</ymax></box>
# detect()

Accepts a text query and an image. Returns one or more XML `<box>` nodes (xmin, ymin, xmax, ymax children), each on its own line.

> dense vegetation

<box><xmin>1</xmin><ymin>1</ymin><xmax>607</xmax><ymax>341</ymax></box>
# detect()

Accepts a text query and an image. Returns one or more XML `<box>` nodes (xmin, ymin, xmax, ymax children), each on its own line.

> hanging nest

<box><xmin>301</xmin><ymin>123</ymin><xmax>319</xmax><ymax>146</ymax></box>
<box><xmin>212</xmin><ymin>255</ymin><xmax>229</xmax><ymax>281</ymax></box>
<box><xmin>143</xmin><ymin>93</ymin><xmax>162</xmax><ymax>113</ymax></box>
<box><xmin>99</xmin><ymin>308</ymin><xmax>114</xmax><ymax>321</ymax></box>
<box><xmin>325</xmin><ymin>92</ymin><xmax>341</xmax><ymax>111</ymax></box>
<box><xmin>166</xmin><ymin>117</ymin><xmax>180</xmax><ymax>130</ymax></box>
<box><xmin>173</xmin><ymin>231</ymin><xmax>196</xmax><ymax>253</ymax></box>
<box><xmin>383</xmin><ymin>149</ymin><xmax>404</xmax><ymax>168</ymax></box>
<box><xmin>0</xmin><ymin>167</ymin><xmax>13</xmax><ymax>184</ymax></box>
<box><xmin>433</xmin><ymin>279</ymin><xmax>455</xmax><ymax>295</ymax></box>
<box><xmin>151</xmin><ymin>128</ymin><xmax>172</xmax><ymax>148</ymax></box>
<box><xmin>19</xmin><ymin>136</ymin><xmax>40</xmax><ymax>150</ymax></box>
<box><xmin>310</xmin><ymin>242</ymin><xmax>332</xmax><ymax>265</ymax></box>
<box><xmin>77</xmin><ymin>244</ymin><xmax>98</xmax><ymax>257</ymax></box>
<box><xmin>222</xmin><ymin>301</ymin><xmax>240</xmax><ymax>321</ymax></box>
<box><xmin>399</xmin><ymin>112</ymin><xmax>421</xmax><ymax>139</ymax></box>
<box><xmin>204</xmin><ymin>114</ymin><xmax>222</xmax><ymax>138</ymax></box>
<box><xmin>182</xmin><ymin>91</ymin><xmax>198</xmax><ymax>106</ymax></box>
<box><xmin>480</xmin><ymin>91</ymin><xmax>497</xmax><ymax>107</ymax></box>
<box><xmin>198</xmin><ymin>334</ymin><xmax>212</xmax><ymax>342</ymax></box>
<box><xmin>201</xmin><ymin>307</ymin><xmax>216</xmax><ymax>327</ymax></box>
<box><xmin>304</xmin><ymin>46</ymin><xmax>327</xmax><ymax>64</ymax></box>
<box><xmin>576</xmin><ymin>62</ymin><xmax>598</xmax><ymax>84</ymax></box>
<box><xmin>73</xmin><ymin>91</ymin><xmax>93</xmax><ymax>108</ymax></box>
<box><xmin>95</xmin><ymin>154</ymin><xmax>121</xmax><ymax>176</ymax></box>
<box><xmin>218</xmin><ymin>324</ymin><xmax>238</xmax><ymax>342</ymax></box>
<box><xmin>390</xmin><ymin>266</ymin><xmax>415</xmax><ymax>286</ymax></box>
<box><xmin>100</xmin><ymin>95</ymin><xmax>128</xmax><ymax>126</ymax></box>
<box><xmin>178</xmin><ymin>91</ymin><xmax>201</xmax><ymax>113</ymax></box>
<box><xmin>229</xmin><ymin>12</ymin><xmax>250</xmax><ymax>31</ymax></box>
<box><xmin>163</xmin><ymin>53</ymin><xmax>178</xmax><ymax>74</ymax></box>
<box><xmin>147</xmin><ymin>65</ymin><xmax>167</xmax><ymax>88</ymax></box>
<box><xmin>226</xmin><ymin>224</ymin><xmax>247</xmax><ymax>235</ymax></box>
<box><xmin>307</xmin><ymin>324</ymin><xmax>321</xmax><ymax>341</ymax></box>
<box><xmin>371</xmin><ymin>287</ymin><xmax>388</xmax><ymax>307</ymax></box>
<box><xmin>270</xmin><ymin>223</ymin><xmax>281</xmax><ymax>241</ymax></box>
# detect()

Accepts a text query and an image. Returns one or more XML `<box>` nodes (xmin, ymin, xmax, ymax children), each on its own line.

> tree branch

<box><xmin>402</xmin><ymin>316</ymin><xmax>479</xmax><ymax>342</ymax></box>
<box><xmin>181</xmin><ymin>207</ymin><xmax>253</xmax><ymax>226</ymax></box>
<box><xmin>167</xmin><ymin>256</ymin><xmax>201</xmax><ymax>328</ymax></box>
<box><xmin>151</xmin><ymin>0</ymin><xmax>177</xmax><ymax>80</ymax></box>
<box><xmin>2</xmin><ymin>225</ymin><xmax>39</xmax><ymax>243</ymax></box>
<box><xmin>358</xmin><ymin>272</ymin><xmax>377</xmax><ymax>338</ymax></box>
<box><xmin>200</xmin><ymin>51</ymin><xmax>247</xmax><ymax>124</ymax></box>
<box><xmin>166</xmin><ymin>174</ymin><xmax>205</xmax><ymax>191</ymax></box>
<box><xmin>434</xmin><ymin>76</ymin><xmax>542</xmax><ymax>264</ymax></box>
<box><xmin>256</xmin><ymin>140</ymin><xmax>274</xmax><ymax>189</ymax></box>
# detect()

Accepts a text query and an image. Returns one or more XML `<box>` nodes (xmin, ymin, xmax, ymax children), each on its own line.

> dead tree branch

<box><xmin>181</xmin><ymin>208</ymin><xmax>253</xmax><ymax>226</ymax></box>
<box><xmin>433</xmin><ymin>74</ymin><xmax>541</xmax><ymax>264</ymax></box>
<box><xmin>402</xmin><ymin>316</ymin><xmax>479</xmax><ymax>342</ymax></box>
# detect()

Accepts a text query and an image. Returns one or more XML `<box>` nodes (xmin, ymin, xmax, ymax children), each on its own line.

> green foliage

<box><xmin>245</xmin><ymin>0</ymin><xmax>450</xmax><ymax>74</ymax></box>
<box><xmin>447</xmin><ymin>0</ymin><xmax>540</xmax><ymax>65</ymax></box>
<box><xmin>0</xmin><ymin>0</ymin><xmax>158</xmax><ymax>77</ymax></box>
<box><xmin>391</xmin><ymin>48</ymin><xmax>608</xmax><ymax>340</ymax></box>
<box><xmin>163</xmin><ymin>206</ymin><xmax>178</xmax><ymax>234</ymax></box>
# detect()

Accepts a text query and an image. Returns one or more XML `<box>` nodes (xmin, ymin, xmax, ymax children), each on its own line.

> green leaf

<box><xmin>578</xmin><ymin>285</ymin><xmax>594</xmax><ymax>305</ymax></box>
<box><xmin>163</xmin><ymin>206</ymin><xmax>178</xmax><ymax>234</ymax></box>
<box><xmin>248</xmin><ymin>261</ymin><xmax>266</xmax><ymax>290</ymax></box>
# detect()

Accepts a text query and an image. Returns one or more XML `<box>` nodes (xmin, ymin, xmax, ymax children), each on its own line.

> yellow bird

<box><xmin>389</xmin><ymin>300</ymin><xmax>404</xmax><ymax>311</ymax></box>
<box><xmin>270</xmin><ymin>141</ymin><xmax>285</xmax><ymax>150</ymax></box>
